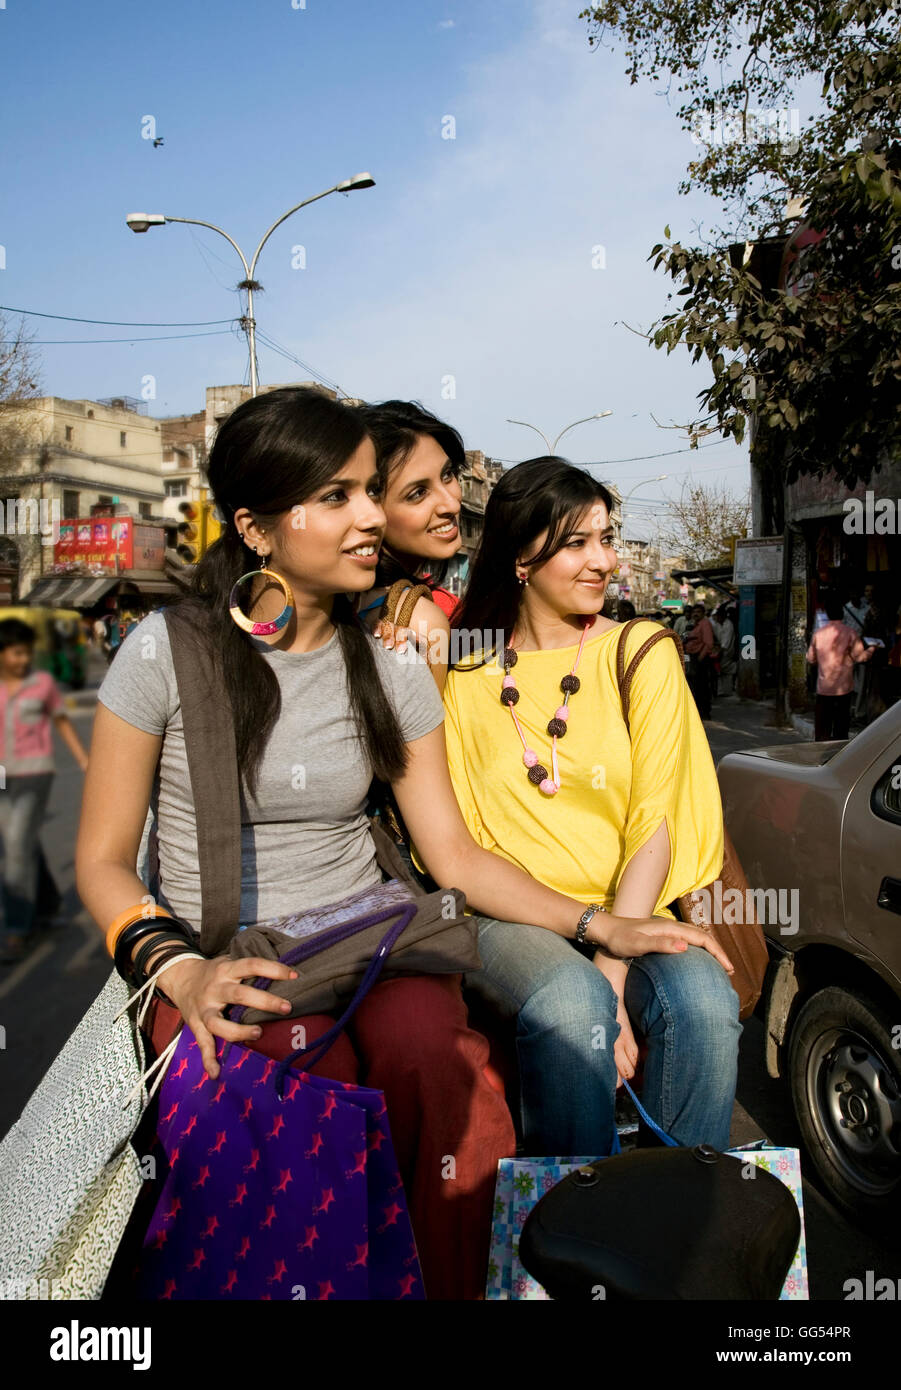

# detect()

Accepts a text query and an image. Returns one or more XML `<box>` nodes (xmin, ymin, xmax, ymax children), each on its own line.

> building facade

<box><xmin>0</xmin><ymin>395</ymin><xmax>168</xmax><ymax>602</ymax></box>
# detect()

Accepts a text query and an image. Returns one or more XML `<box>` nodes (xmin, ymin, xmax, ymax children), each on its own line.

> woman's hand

<box><xmin>595</xmin><ymin>914</ymin><xmax>734</xmax><ymax>976</ymax></box>
<box><xmin>373</xmin><ymin>619</ymin><xmax>412</xmax><ymax>654</ymax></box>
<box><xmin>160</xmin><ymin>954</ymin><xmax>300</xmax><ymax>1078</ymax></box>
<box><xmin>613</xmin><ymin>1004</ymin><xmax>639</xmax><ymax>1089</ymax></box>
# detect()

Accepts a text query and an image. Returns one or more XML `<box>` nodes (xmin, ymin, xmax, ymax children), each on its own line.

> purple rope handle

<box><xmin>225</xmin><ymin>901</ymin><xmax>418</xmax><ymax>1097</ymax></box>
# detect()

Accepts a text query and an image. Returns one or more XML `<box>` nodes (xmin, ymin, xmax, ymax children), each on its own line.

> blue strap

<box><xmin>356</xmin><ymin>597</ymin><xmax>384</xmax><ymax>618</ymax></box>
<box><xmin>618</xmin><ymin>1078</ymin><xmax>679</xmax><ymax>1147</ymax></box>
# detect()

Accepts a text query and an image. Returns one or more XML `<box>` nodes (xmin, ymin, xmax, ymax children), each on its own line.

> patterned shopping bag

<box><xmin>487</xmin><ymin>1146</ymin><xmax>809</xmax><ymax>1301</ymax></box>
<box><xmin>136</xmin><ymin>1028</ymin><xmax>424</xmax><ymax>1301</ymax></box>
<box><xmin>730</xmin><ymin>1143</ymin><xmax>809</xmax><ymax>1300</ymax></box>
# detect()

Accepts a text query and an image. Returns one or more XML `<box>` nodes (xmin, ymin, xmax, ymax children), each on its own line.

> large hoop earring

<box><xmin>228</xmin><ymin>556</ymin><xmax>295</xmax><ymax>636</ymax></box>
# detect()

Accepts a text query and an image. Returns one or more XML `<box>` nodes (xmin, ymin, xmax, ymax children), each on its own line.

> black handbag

<box><xmin>519</xmin><ymin>1083</ymin><xmax>801</xmax><ymax>1301</ymax></box>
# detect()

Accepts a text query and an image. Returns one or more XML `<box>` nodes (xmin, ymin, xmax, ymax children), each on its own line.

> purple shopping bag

<box><xmin>136</xmin><ymin>902</ymin><xmax>425</xmax><ymax>1301</ymax></box>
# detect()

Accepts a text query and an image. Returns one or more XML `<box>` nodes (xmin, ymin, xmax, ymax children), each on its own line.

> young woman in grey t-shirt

<box><xmin>76</xmin><ymin>387</ymin><xmax>732</xmax><ymax>1300</ymax></box>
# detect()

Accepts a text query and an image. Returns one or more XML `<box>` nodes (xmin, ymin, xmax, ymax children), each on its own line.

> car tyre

<box><xmin>788</xmin><ymin>985</ymin><xmax>901</xmax><ymax>1222</ymax></box>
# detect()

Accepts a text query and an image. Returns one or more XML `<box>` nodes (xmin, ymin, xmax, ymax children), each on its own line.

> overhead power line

<box><xmin>0</xmin><ymin>304</ymin><xmax>236</xmax><ymax>328</ymax></box>
<box><xmin>1</xmin><ymin>330</ymin><xmax>234</xmax><ymax>346</ymax></box>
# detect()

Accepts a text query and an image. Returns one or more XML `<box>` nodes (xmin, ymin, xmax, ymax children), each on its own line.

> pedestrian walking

<box><xmin>683</xmin><ymin>603</ymin><xmax>717</xmax><ymax>720</ymax></box>
<box><xmin>806</xmin><ymin>594</ymin><xmax>878</xmax><ymax>740</ymax></box>
<box><xmin>712</xmin><ymin>602</ymin><xmax>737</xmax><ymax>696</ymax></box>
<box><xmin>0</xmin><ymin>618</ymin><xmax>89</xmax><ymax>962</ymax></box>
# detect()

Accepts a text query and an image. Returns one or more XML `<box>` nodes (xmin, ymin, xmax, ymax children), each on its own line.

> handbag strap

<box><xmin>615</xmin><ymin>619</ymin><xmax>685</xmax><ymax>734</ymax></box>
<box><xmin>246</xmin><ymin>902</ymin><xmax>418</xmax><ymax>1095</ymax></box>
<box><xmin>162</xmin><ymin>605</ymin><xmax>243</xmax><ymax>954</ymax></box>
<box><xmin>382</xmin><ymin>579</ymin><xmax>432</xmax><ymax>629</ymax></box>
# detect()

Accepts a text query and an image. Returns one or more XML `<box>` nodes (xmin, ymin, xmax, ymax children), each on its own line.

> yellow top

<box><xmin>441</xmin><ymin>620</ymin><xmax>724</xmax><ymax>918</ymax></box>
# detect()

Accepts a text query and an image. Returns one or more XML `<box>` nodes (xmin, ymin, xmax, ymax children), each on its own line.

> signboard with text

<box><xmin>55</xmin><ymin>518</ymin><xmax>166</xmax><ymax>572</ymax></box>
<box><xmin>733</xmin><ymin>537</ymin><xmax>784</xmax><ymax>586</ymax></box>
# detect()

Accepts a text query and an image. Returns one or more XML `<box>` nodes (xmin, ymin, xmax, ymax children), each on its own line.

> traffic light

<box><xmin>176</xmin><ymin>500</ymin><xmax>222</xmax><ymax>563</ymax></box>
<box><xmin>177</xmin><ymin>502</ymin><xmax>201</xmax><ymax>562</ymax></box>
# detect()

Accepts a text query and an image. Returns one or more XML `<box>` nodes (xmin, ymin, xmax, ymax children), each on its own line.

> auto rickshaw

<box><xmin>0</xmin><ymin>606</ymin><xmax>88</xmax><ymax>689</ymax></box>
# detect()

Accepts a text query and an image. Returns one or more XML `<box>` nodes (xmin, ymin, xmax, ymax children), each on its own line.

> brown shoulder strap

<box><xmin>616</xmin><ymin>619</ymin><xmax>685</xmax><ymax>733</ymax></box>
<box><xmin>162</xmin><ymin>605</ymin><xmax>243</xmax><ymax>953</ymax></box>
<box><xmin>382</xmin><ymin>580</ymin><xmax>432</xmax><ymax>629</ymax></box>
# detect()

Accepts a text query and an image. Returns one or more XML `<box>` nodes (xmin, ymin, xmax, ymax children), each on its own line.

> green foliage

<box><xmin>580</xmin><ymin>0</ymin><xmax>901</xmax><ymax>490</ymax></box>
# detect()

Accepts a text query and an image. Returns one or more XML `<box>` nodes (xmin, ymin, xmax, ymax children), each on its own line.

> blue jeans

<box><xmin>0</xmin><ymin>773</ymin><xmax>54</xmax><ymax>940</ymax></box>
<box><xmin>465</xmin><ymin>917</ymin><xmax>740</xmax><ymax>1155</ymax></box>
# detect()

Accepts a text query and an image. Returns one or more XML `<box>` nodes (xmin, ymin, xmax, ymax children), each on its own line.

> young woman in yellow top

<box><xmin>445</xmin><ymin>458</ymin><xmax>741</xmax><ymax>1155</ymax></box>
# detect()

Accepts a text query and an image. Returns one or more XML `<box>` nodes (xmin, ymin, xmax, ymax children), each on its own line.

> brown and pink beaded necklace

<box><xmin>499</xmin><ymin>617</ymin><xmax>592</xmax><ymax>797</ymax></box>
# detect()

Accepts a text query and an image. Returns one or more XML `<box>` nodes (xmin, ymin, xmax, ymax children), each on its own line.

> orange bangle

<box><xmin>105</xmin><ymin>903</ymin><xmax>173</xmax><ymax>960</ymax></box>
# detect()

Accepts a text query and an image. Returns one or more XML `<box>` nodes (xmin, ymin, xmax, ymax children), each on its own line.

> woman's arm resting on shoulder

<box><xmin>375</xmin><ymin>597</ymin><xmax>450</xmax><ymax>692</ymax></box>
<box><xmin>391</xmin><ymin>723</ymin><xmax>734</xmax><ymax>971</ymax></box>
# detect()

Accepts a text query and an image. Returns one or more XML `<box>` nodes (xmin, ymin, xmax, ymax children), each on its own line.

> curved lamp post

<box><xmin>126</xmin><ymin>174</ymin><xmax>375</xmax><ymax>395</ymax></box>
<box><xmin>505</xmin><ymin>410</ymin><xmax>613</xmax><ymax>456</ymax></box>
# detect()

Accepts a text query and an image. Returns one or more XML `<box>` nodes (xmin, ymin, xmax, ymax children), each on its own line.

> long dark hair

<box><xmin>167</xmin><ymin>386</ymin><xmax>408</xmax><ymax>796</ymax></box>
<box><xmin>359</xmin><ymin>399</ymin><xmax>465</xmax><ymax>591</ymax></box>
<box><xmin>452</xmin><ymin>457</ymin><xmax>615</xmax><ymax>669</ymax></box>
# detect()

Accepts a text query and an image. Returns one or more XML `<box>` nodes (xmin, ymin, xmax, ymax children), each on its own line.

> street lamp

<box><xmin>125</xmin><ymin>173</ymin><xmax>376</xmax><ymax>396</ymax></box>
<box><xmin>621</xmin><ymin>473</ymin><xmax>668</xmax><ymax>506</ymax></box>
<box><xmin>506</xmin><ymin>411</ymin><xmax>613</xmax><ymax>455</ymax></box>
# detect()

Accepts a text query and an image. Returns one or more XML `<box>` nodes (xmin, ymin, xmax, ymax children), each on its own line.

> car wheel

<box><xmin>788</xmin><ymin>986</ymin><xmax>901</xmax><ymax>1219</ymax></box>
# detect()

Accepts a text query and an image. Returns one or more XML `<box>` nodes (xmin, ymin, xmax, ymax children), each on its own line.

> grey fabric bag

<box><xmin>149</xmin><ymin>602</ymin><xmax>480</xmax><ymax>1020</ymax></box>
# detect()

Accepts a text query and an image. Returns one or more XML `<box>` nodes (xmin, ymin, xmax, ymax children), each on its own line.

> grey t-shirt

<box><xmin>97</xmin><ymin>609</ymin><xmax>444</xmax><ymax>929</ymax></box>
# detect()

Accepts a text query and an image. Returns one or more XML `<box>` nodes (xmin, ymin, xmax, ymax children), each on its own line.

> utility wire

<box><xmin>0</xmin><ymin>330</ymin><xmax>235</xmax><ymax>345</ymax></box>
<box><xmin>254</xmin><ymin>329</ymin><xmax>351</xmax><ymax>399</ymax></box>
<box><xmin>0</xmin><ymin>304</ymin><xmax>236</xmax><ymax>327</ymax></box>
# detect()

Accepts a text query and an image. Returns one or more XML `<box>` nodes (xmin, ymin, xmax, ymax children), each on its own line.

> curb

<box><xmin>63</xmin><ymin>688</ymin><xmax>100</xmax><ymax>710</ymax></box>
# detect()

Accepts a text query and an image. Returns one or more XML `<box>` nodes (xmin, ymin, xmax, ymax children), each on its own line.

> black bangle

<box><xmin>114</xmin><ymin>916</ymin><xmax>194</xmax><ymax>984</ymax></box>
<box><xmin>139</xmin><ymin>943</ymin><xmax>203</xmax><ymax>1005</ymax></box>
<box><xmin>132</xmin><ymin>930</ymin><xmax>200</xmax><ymax>988</ymax></box>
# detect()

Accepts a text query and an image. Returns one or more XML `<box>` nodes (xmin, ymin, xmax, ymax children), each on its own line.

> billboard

<box><xmin>55</xmin><ymin>518</ymin><xmax>166</xmax><ymax>572</ymax></box>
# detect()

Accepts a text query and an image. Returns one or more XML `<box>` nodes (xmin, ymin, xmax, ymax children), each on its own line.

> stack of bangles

<box><xmin>105</xmin><ymin>904</ymin><xmax>205</xmax><ymax>1002</ymax></box>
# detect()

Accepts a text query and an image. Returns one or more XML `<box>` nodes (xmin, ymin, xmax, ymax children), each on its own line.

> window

<box><xmin>165</xmin><ymin>479</ymin><xmax>188</xmax><ymax>498</ymax></box>
<box><xmin>64</xmin><ymin>425</ymin><xmax>73</xmax><ymax>442</ymax></box>
<box><xmin>872</xmin><ymin>762</ymin><xmax>901</xmax><ymax>828</ymax></box>
<box><xmin>63</xmin><ymin>490</ymin><xmax>80</xmax><ymax>518</ymax></box>
<box><xmin>120</xmin><ymin>431</ymin><xmax>127</xmax><ymax>447</ymax></box>
<box><xmin>139</xmin><ymin>503</ymin><xmax>152</xmax><ymax>519</ymax></box>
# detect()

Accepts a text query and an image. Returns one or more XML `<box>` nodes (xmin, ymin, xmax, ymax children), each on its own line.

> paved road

<box><xmin>1</xmin><ymin>682</ymin><xmax>898</xmax><ymax>1299</ymax></box>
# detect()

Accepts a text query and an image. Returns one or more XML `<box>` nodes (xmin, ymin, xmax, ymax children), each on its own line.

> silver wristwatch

<box><xmin>575</xmin><ymin>903</ymin><xmax>607</xmax><ymax>946</ymax></box>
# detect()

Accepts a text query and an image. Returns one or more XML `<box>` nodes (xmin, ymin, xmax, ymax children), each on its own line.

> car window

<box><xmin>871</xmin><ymin>760</ymin><xmax>901</xmax><ymax>827</ymax></box>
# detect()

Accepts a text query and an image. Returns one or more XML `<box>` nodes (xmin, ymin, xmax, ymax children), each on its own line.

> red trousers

<box><xmin>149</xmin><ymin>973</ymin><xmax>515</xmax><ymax>1301</ymax></box>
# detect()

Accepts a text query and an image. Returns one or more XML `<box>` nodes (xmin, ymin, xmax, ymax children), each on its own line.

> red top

<box><xmin>428</xmin><ymin>586</ymin><xmax>459</xmax><ymax>620</ymax></box>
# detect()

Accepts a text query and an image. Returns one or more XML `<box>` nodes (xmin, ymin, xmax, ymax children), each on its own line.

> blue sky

<box><xmin>1</xmin><ymin>0</ymin><xmax>754</xmax><ymax>535</ymax></box>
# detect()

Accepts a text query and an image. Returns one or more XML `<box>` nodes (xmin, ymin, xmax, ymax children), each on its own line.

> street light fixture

<box><xmin>125</xmin><ymin>173</ymin><xmax>376</xmax><ymax>396</ymax></box>
<box><xmin>506</xmin><ymin>411</ymin><xmax>613</xmax><ymax>456</ymax></box>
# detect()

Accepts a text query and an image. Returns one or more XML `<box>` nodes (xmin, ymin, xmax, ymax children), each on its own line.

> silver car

<box><xmin>718</xmin><ymin>700</ymin><xmax>901</xmax><ymax>1222</ymax></box>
